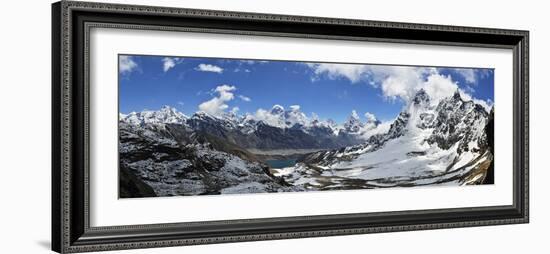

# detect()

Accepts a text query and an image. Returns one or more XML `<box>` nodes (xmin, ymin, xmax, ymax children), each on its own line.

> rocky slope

<box><xmin>119</xmin><ymin>121</ymin><xmax>303</xmax><ymax>197</ymax></box>
<box><xmin>119</xmin><ymin>104</ymin><xmax>384</xmax><ymax>197</ymax></box>
<box><xmin>274</xmin><ymin>89</ymin><xmax>494</xmax><ymax>190</ymax></box>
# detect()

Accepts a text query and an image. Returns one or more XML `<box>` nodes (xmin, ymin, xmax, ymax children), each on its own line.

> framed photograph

<box><xmin>52</xmin><ymin>1</ymin><xmax>529</xmax><ymax>253</ymax></box>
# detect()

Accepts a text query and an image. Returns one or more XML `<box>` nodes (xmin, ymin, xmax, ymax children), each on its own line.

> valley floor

<box><xmin>272</xmin><ymin>151</ymin><xmax>493</xmax><ymax>191</ymax></box>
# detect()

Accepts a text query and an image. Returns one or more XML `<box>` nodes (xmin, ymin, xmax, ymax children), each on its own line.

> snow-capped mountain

<box><xmin>119</xmin><ymin>89</ymin><xmax>493</xmax><ymax>197</ymax></box>
<box><xmin>274</xmin><ymin>89</ymin><xmax>493</xmax><ymax>189</ymax></box>
<box><xmin>240</xmin><ymin>104</ymin><xmax>333</xmax><ymax>131</ymax></box>
<box><xmin>119</xmin><ymin>105</ymin><xmax>188</xmax><ymax>126</ymax></box>
<box><xmin>119</xmin><ymin>104</ymin><xmax>382</xmax><ymax>150</ymax></box>
<box><xmin>343</xmin><ymin>111</ymin><xmax>364</xmax><ymax>133</ymax></box>
<box><xmin>342</xmin><ymin>110</ymin><xmax>382</xmax><ymax>137</ymax></box>
<box><xmin>118</xmin><ymin>104</ymin><xmax>391</xmax><ymax>196</ymax></box>
<box><xmin>119</xmin><ymin>120</ymin><xmax>303</xmax><ymax>197</ymax></box>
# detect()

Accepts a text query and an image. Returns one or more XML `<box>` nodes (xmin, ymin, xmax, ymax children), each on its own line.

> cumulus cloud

<box><xmin>377</xmin><ymin>67</ymin><xmax>430</xmax><ymax>102</ymax></box>
<box><xmin>421</xmin><ymin>72</ymin><xmax>460</xmax><ymax>103</ymax></box>
<box><xmin>238</xmin><ymin>95</ymin><xmax>251</xmax><ymax>102</ymax></box>
<box><xmin>306</xmin><ymin>63</ymin><xmax>370</xmax><ymax>83</ymax></box>
<box><xmin>198</xmin><ymin>85</ymin><xmax>236</xmax><ymax>116</ymax></box>
<box><xmin>195</xmin><ymin>64</ymin><xmax>224</xmax><ymax>73</ymax></box>
<box><xmin>305</xmin><ymin>63</ymin><xmax>428</xmax><ymax>99</ymax></box>
<box><xmin>119</xmin><ymin>56</ymin><xmax>138</xmax><ymax>74</ymax></box>
<box><xmin>364</xmin><ymin>112</ymin><xmax>377</xmax><ymax>122</ymax></box>
<box><xmin>253</xmin><ymin>108</ymin><xmax>282</xmax><ymax>127</ymax></box>
<box><xmin>305</xmin><ymin>63</ymin><xmax>477</xmax><ymax>105</ymax></box>
<box><xmin>379</xmin><ymin>67</ymin><xmax>461</xmax><ymax>104</ymax></box>
<box><xmin>162</xmin><ymin>57</ymin><xmax>183</xmax><ymax>72</ymax></box>
<box><xmin>361</xmin><ymin>120</ymin><xmax>392</xmax><ymax>139</ymax></box>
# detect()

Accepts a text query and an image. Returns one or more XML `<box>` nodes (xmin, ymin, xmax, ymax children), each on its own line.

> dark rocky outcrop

<box><xmin>119</xmin><ymin>166</ymin><xmax>157</xmax><ymax>198</ymax></box>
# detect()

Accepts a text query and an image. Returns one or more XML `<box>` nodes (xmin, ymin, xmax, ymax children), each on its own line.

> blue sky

<box><xmin>119</xmin><ymin>55</ymin><xmax>494</xmax><ymax>124</ymax></box>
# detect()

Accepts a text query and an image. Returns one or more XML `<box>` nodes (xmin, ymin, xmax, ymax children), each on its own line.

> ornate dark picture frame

<box><xmin>52</xmin><ymin>1</ymin><xmax>529</xmax><ymax>253</ymax></box>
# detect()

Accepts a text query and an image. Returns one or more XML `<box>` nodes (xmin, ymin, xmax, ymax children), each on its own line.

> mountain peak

<box><xmin>412</xmin><ymin>89</ymin><xmax>430</xmax><ymax>105</ymax></box>
<box><xmin>160</xmin><ymin>105</ymin><xmax>179</xmax><ymax>114</ymax></box>
<box><xmin>120</xmin><ymin>106</ymin><xmax>187</xmax><ymax>126</ymax></box>
<box><xmin>452</xmin><ymin>89</ymin><xmax>462</xmax><ymax>100</ymax></box>
<box><xmin>344</xmin><ymin>110</ymin><xmax>364</xmax><ymax>133</ymax></box>
<box><xmin>270</xmin><ymin>104</ymin><xmax>285</xmax><ymax>115</ymax></box>
<box><xmin>192</xmin><ymin>111</ymin><xmax>213</xmax><ymax>119</ymax></box>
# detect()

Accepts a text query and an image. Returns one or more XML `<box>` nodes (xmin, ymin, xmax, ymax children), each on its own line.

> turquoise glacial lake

<box><xmin>266</xmin><ymin>159</ymin><xmax>297</xmax><ymax>168</ymax></box>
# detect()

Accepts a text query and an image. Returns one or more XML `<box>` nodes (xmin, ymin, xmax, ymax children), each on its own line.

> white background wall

<box><xmin>0</xmin><ymin>0</ymin><xmax>546</xmax><ymax>253</ymax></box>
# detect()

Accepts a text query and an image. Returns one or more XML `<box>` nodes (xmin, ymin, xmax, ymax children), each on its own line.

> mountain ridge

<box><xmin>120</xmin><ymin>104</ymin><xmax>385</xmax><ymax>150</ymax></box>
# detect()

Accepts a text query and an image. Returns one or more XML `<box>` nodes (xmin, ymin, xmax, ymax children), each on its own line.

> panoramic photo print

<box><xmin>118</xmin><ymin>54</ymin><xmax>495</xmax><ymax>198</ymax></box>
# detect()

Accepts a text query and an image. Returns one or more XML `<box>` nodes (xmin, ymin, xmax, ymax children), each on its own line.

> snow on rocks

<box><xmin>280</xmin><ymin>89</ymin><xmax>493</xmax><ymax>190</ymax></box>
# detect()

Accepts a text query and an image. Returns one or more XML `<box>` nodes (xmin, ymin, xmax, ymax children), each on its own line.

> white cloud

<box><xmin>305</xmin><ymin>63</ymin><xmax>428</xmax><ymax>100</ymax></box>
<box><xmin>361</xmin><ymin>120</ymin><xmax>392</xmax><ymax>139</ymax></box>
<box><xmin>162</xmin><ymin>57</ymin><xmax>182</xmax><ymax>72</ymax></box>
<box><xmin>308</xmin><ymin>63</ymin><xmax>493</xmax><ymax>113</ymax></box>
<box><xmin>454</xmin><ymin>69</ymin><xmax>476</xmax><ymax>84</ymax></box>
<box><xmin>305</xmin><ymin>63</ymin><xmax>468</xmax><ymax>105</ymax></box>
<box><xmin>177</xmin><ymin>101</ymin><xmax>184</xmax><ymax>106</ymax></box>
<box><xmin>289</xmin><ymin>105</ymin><xmax>301</xmax><ymax>111</ymax></box>
<box><xmin>375</xmin><ymin>67</ymin><xmax>462</xmax><ymax>104</ymax></box>
<box><xmin>453</xmin><ymin>68</ymin><xmax>492</xmax><ymax>84</ymax></box>
<box><xmin>378</xmin><ymin>67</ymin><xmax>430</xmax><ymax>101</ymax></box>
<box><xmin>306</xmin><ymin>63</ymin><xmax>370</xmax><ymax>83</ymax></box>
<box><xmin>241</xmin><ymin>60</ymin><xmax>256</xmax><ymax>65</ymax></box>
<box><xmin>421</xmin><ymin>73</ymin><xmax>460</xmax><ymax>103</ymax></box>
<box><xmin>238</xmin><ymin>95</ymin><xmax>251</xmax><ymax>102</ymax></box>
<box><xmin>351</xmin><ymin>110</ymin><xmax>359</xmax><ymax>119</ymax></box>
<box><xmin>364</xmin><ymin>112</ymin><xmax>377</xmax><ymax>122</ymax></box>
<box><xmin>195</xmin><ymin>64</ymin><xmax>224</xmax><ymax>73</ymax></box>
<box><xmin>119</xmin><ymin>56</ymin><xmax>138</xmax><ymax>74</ymax></box>
<box><xmin>198</xmin><ymin>84</ymin><xmax>236</xmax><ymax>116</ymax></box>
<box><xmin>230</xmin><ymin>106</ymin><xmax>240</xmax><ymax>114</ymax></box>
<box><xmin>463</xmin><ymin>85</ymin><xmax>476</xmax><ymax>94</ymax></box>
<box><xmin>311</xmin><ymin>112</ymin><xmax>319</xmax><ymax>121</ymax></box>
<box><xmin>253</xmin><ymin>108</ymin><xmax>283</xmax><ymax>127</ymax></box>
